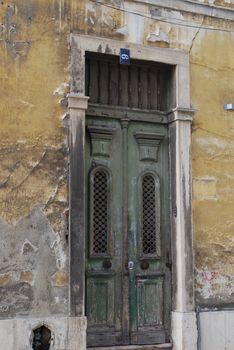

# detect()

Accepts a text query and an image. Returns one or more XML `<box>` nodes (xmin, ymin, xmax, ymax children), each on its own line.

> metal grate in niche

<box><xmin>142</xmin><ymin>174</ymin><xmax>156</xmax><ymax>254</ymax></box>
<box><xmin>92</xmin><ymin>170</ymin><xmax>109</xmax><ymax>254</ymax></box>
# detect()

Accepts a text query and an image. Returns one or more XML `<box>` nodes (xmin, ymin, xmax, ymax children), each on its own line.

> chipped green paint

<box><xmin>85</xmin><ymin>113</ymin><xmax>171</xmax><ymax>345</ymax></box>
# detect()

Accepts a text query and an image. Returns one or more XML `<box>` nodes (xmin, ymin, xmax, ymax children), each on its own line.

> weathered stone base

<box><xmin>171</xmin><ymin>311</ymin><xmax>197</xmax><ymax>350</ymax></box>
<box><xmin>0</xmin><ymin>316</ymin><xmax>86</xmax><ymax>350</ymax></box>
<box><xmin>199</xmin><ymin>310</ymin><xmax>234</xmax><ymax>350</ymax></box>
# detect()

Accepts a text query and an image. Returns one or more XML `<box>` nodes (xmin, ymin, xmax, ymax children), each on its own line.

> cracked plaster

<box><xmin>0</xmin><ymin>206</ymin><xmax>68</xmax><ymax>317</ymax></box>
<box><xmin>0</xmin><ymin>0</ymin><xmax>234</xmax><ymax>320</ymax></box>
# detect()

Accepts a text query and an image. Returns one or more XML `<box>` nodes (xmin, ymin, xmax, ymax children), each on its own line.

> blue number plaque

<box><xmin>120</xmin><ymin>48</ymin><xmax>130</xmax><ymax>65</ymax></box>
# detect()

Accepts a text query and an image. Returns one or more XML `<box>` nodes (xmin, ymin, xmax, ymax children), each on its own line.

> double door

<box><xmin>85</xmin><ymin>116</ymin><xmax>171</xmax><ymax>346</ymax></box>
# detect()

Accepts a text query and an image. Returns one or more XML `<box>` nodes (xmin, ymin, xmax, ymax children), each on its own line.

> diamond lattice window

<box><xmin>92</xmin><ymin>170</ymin><xmax>109</xmax><ymax>254</ymax></box>
<box><xmin>142</xmin><ymin>174</ymin><xmax>156</xmax><ymax>255</ymax></box>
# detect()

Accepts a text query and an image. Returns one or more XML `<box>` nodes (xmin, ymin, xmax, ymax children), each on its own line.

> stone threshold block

<box><xmin>0</xmin><ymin>316</ymin><xmax>86</xmax><ymax>350</ymax></box>
<box><xmin>88</xmin><ymin>345</ymin><xmax>172</xmax><ymax>350</ymax></box>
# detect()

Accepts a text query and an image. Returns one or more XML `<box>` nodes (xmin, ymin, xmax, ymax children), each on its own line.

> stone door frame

<box><xmin>68</xmin><ymin>34</ymin><xmax>197</xmax><ymax>350</ymax></box>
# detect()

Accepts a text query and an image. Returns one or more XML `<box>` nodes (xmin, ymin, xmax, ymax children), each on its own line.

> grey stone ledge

<box><xmin>134</xmin><ymin>0</ymin><xmax>234</xmax><ymax>21</ymax></box>
<box><xmin>167</xmin><ymin>107</ymin><xmax>195</xmax><ymax>123</ymax></box>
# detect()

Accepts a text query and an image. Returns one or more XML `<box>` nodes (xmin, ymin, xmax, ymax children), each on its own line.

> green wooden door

<box><xmin>127</xmin><ymin>121</ymin><xmax>171</xmax><ymax>344</ymax></box>
<box><xmin>85</xmin><ymin>116</ymin><xmax>171</xmax><ymax>346</ymax></box>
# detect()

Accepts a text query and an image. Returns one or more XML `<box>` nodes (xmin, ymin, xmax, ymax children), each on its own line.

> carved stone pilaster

<box><xmin>67</xmin><ymin>93</ymin><xmax>89</xmax><ymax>318</ymax></box>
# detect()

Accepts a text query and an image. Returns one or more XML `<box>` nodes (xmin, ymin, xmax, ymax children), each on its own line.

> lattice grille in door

<box><xmin>90</xmin><ymin>168</ymin><xmax>111</xmax><ymax>256</ymax></box>
<box><xmin>142</xmin><ymin>174</ymin><xmax>157</xmax><ymax>255</ymax></box>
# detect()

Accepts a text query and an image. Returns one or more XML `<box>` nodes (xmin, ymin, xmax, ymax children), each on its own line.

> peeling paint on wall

<box><xmin>0</xmin><ymin>0</ymin><xmax>234</xmax><ymax>318</ymax></box>
<box><xmin>0</xmin><ymin>207</ymin><xmax>68</xmax><ymax>317</ymax></box>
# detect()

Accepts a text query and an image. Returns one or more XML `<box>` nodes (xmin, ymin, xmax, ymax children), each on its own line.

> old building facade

<box><xmin>0</xmin><ymin>1</ymin><xmax>234</xmax><ymax>349</ymax></box>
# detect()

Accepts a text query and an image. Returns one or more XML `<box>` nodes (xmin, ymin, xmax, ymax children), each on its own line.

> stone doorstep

<box><xmin>88</xmin><ymin>344</ymin><xmax>172</xmax><ymax>350</ymax></box>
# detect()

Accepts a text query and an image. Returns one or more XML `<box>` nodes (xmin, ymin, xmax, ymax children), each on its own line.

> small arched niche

<box><xmin>32</xmin><ymin>325</ymin><xmax>51</xmax><ymax>350</ymax></box>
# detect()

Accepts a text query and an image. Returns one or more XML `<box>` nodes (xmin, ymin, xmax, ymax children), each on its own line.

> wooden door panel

<box><xmin>87</xmin><ymin>275</ymin><xmax>115</xmax><ymax>327</ymax></box>
<box><xmin>137</xmin><ymin>276</ymin><xmax>164</xmax><ymax>327</ymax></box>
<box><xmin>131</xmin><ymin>330</ymin><xmax>166</xmax><ymax>345</ymax></box>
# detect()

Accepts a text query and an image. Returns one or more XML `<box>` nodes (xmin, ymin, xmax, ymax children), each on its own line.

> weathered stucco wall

<box><xmin>0</xmin><ymin>0</ymin><xmax>233</xmax><ymax>319</ymax></box>
<box><xmin>0</xmin><ymin>1</ymin><xmax>70</xmax><ymax>317</ymax></box>
<box><xmin>191</xmin><ymin>30</ymin><xmax>234</xmax><ymax>306</ymax></box>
